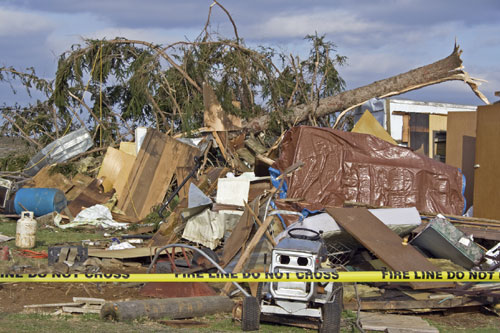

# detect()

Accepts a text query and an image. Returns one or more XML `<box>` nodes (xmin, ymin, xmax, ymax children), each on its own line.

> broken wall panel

<box><xmin>274</xmin><ymin>126</ymin><xmax>465</xmax><ymax>215</ymax></box>
<box><xmin>445</xmin><ymin>111</ymin><xmax>477</xmax><ymax>169</ymax></box>
<box><xmin>97</xmin><ymin>147</ymin><xmax>136</xmax><ymax>199</ymax></box>
<box><xmin>117</xmin><ymin>130</ymin><xmax>199</xmax><ymax>219</ymax></box>
<box><xmin>326</xmin><ymin>207</ymin><xmax>454</xmax><ymax>290</ymax></box>
<box><xmin>474</xmin><ymin>104</ymin><xmax>500</xmax><ymax>220</ymax></box>
<box><xmin>445</xmin><ymin>111</ymin><xmax>477</xmax><ymax>209</ymax></box>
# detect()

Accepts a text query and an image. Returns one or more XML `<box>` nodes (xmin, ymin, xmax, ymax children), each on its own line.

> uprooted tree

<box><xmin>0</xmin><ymin>1</ymin><xmax>489</xmax><ymax>151</ymax></box>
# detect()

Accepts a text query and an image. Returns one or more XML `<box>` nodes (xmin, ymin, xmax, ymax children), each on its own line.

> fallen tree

<box><xmin>0</xmin><ymin>0</ymin><xmax>490</xmax><ymax>148</ymax></box>
<box><xmin>245</xmin><ymin>44</ymin><xmax>490</xmax><ymax>132</ymax></box>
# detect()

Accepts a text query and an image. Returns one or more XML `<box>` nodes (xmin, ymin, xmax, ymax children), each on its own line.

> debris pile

<box><xmin>1</xmin><ymin>92</ymin><xmax>500</xmax><ymax>332</ymax></box>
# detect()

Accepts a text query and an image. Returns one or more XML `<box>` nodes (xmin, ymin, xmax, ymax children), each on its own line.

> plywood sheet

<box><xmin>66</xmin><ymin>174</ymin><xmax>94</xmax><ymax>201</ymax></box>
<box><xmin>352</xmin><ymin>110</ymin><xmax>397</xmax><ymax>145</ymax></box>
<box><xmin>474</xmin><ymin>104</ymin><xmax>500</xmax><ymax>220</ymax></box>
<box><xmin>30</xmin><ymin>166</ymin><xmax>73</xmax><ymax>193</ymax></box>
<box><xmin>359</xmin><ymin>312</ymin><xmax>439</xmax><ymax>333</ymax></box>
<box><xmin>176</xmin><ymin>166</ymin><xmax>192</xmax><ymax>201</ymax></box>
<box><xmin>119</xmin><ymin>142</ymin><xmax>137</xmax><ymax>156</ymax></box>
<box><xmin>88</xmin><ymin>246</ymin><xmax>180</xmax><ymax>259</ymax></box>
<box><xmin>445</xmin><ymin>111</ymin><xmax>477</xmax><ymax>169</ymax></box>
<box><xmin>97</xmin><ymin>147</ymin><xmax>136</xmax><ymax>196</ymax></box>
<box><xmin>67</xmin><ymin>179</ymin><xmax>113</xmax><ymax>217</ymax></box>
<box><xmin>325</xmin><ymin>207</ymin><xmax>454</xmax><ymax>290</ymax></box>
<box><xmin>118</xmin><ymin>129</ymin><xmax>199</xmax><ymax>219</ymax></box>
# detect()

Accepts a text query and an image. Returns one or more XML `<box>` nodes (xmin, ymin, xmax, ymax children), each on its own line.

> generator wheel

<box><xmin>241</xmin><ymin>296</ymin><xmax>260</xmax><ymax>331</ymax></box>
<box><xmin>319</xmin><ymin>285</ymin><xmax>342</xmax><ymax>333</ymax></box>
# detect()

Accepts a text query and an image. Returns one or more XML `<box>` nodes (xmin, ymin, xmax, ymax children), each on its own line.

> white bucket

<box><xmin>16</xmin><ymin>211</ymin><xmax>37</xmax><ymax>249</ymax></box>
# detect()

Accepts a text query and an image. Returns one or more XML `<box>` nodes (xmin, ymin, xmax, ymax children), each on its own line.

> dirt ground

<box><xmin>0</xmin><ymin>282</ymin><xmax>146</xmax><ymax>313</ymax></box>
<box><xmin>0</xmin><ymin>280</ymin><xmax>499</xmax><ymax>332</ymax></box>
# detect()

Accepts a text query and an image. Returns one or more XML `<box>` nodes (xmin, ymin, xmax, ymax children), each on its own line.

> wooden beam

<box><xmin>244</xmin><ymin>201</ymin><xmax>276</xmax><ymax>247</ymax></box>
<box><xmin>220</xmin><ymin>215</ymin><xmax>274</xmax><ymax>295</ymax></box>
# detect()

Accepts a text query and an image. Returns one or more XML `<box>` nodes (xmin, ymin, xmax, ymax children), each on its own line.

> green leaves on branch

<box><xmin>1</xmin><ymin>19</ymin><xmax>346</xmax><ymax>149</ymax></box>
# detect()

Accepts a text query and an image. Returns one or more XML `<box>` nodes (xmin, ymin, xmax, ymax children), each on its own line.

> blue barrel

<box><xmin>14</xmin><ymin>188</ymin><xmax>67</xmax><ymax>217</ymax></box>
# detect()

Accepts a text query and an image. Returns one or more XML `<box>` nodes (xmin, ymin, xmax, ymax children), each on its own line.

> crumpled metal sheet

<box><xmin>274</xmin><ymin>126</ymin><xmax>465</xmax><ymax>215</ymax></box>
<box><xmin>24</xmin><ymin>128</ymin><xmax>93</xmax><ymax>177</ymax></box>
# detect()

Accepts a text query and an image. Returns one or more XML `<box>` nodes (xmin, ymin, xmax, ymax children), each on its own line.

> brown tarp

<box><xmin>273</xmin><ymin>126</ymin><xmax>464</xmax><ymax>216</ymax></box>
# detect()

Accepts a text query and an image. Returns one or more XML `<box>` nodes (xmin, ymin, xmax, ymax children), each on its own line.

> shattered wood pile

<box><xmin>0</xmin><ymin>55</ymin><xmax>498</xmax><ymax>332</ymax></box>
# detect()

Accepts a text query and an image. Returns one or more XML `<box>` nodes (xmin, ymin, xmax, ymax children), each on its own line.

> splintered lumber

<box><xmin>246</xmin><ymin>45</ymin><xmax>489</xmax><ymax>132</ymax></box>
<box><xmin>117</xmin><ymin>129</ymin><xmax>199</xmax><ymax>219</ymax></box>
<box><xmin>245</xmin><ymin>137</ymin><xmax>267</xmax><ymax>155</ymax></box>
<box><xmin>73</xmin><ymin>297</ymin><xmax>105</xmax><ymax>304</ymax></box>
<box><xmin>30</xmin><ymin>166</ymin><xmax>73</xmax><ymax>193</ymax></box>
<box><xmin>67</xmin><ymin>179</ymin><xmax>113</xmax><ymax>217</ymax></box>
<box><xmin>221</xmin><ymin>199</ymin><xmax>259</xmax><ymax>267</ymax></box>
<box><xmin>24</xmin><ymin>302</ymin><xmax>84</xmax><ymax>308</ymax></box>
<box><xmin>358</xmin><ymin>312</ymin><xmax>439</xmax><ymax>333</ymax></box>
<box><xmin>63</xmin><ymin>306</ymin><xmax>101</xmax><ymax>314</ymax></box>
<box><xmin>326</xmin><ymin>207</ymin><xmax>454</xmax><ymax>290</ymax></box>
<box><xmin>343</xmin><ymin>296</ymin><xmax>488</xmax><ymax>311</ymax></box>
<box><xmin>203</xmin><ymin>82</ymin><xmax>242</xmax><ymax>131</ymax></box>
<box><xmin>97</xmin><ymin>147</ymin><xmax>135</xmax><ymax>198</ymax></box>
<box><xmin>101</xmin><ymin>296</ymin><xmax>234</xmax><ymax>321</ymax></box>
<box><xmin>244</xmin><ymin>201</ymin><xmax>276</xmax><ymax>247</ymax></box>
<box><xmin>221</xmin><ymin>214</ymin><xmax>274</xmax><ymax>295</ymax></box>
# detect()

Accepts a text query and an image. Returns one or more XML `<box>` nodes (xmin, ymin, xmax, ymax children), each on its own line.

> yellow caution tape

<box><xmin>0</xmin><ymin>271</ymin><xmax>498</xmax><ymax>283</ymax></box>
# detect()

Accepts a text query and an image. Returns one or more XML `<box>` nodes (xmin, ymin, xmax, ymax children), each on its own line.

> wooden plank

<box><xmin>62</xmin><ymin>306</ymin><xmax>101</xmax><ymax>314</ymax></box>
<box><xmin>67</xmin><ymin>179</ymin><xmax>113</xmax><ymax>217</ymax></box>
<box><xmin>88</xmin><ymin>246</ymin><xmax>182</xmax><ymax>259</ymax></box>
<box><xmin>97</xmin><ymin>147</ymin><xmax>136</xmax><ymax>197</ymax></box>
<box><xmin>72</xmin><ymin>297</ymin><xmax>106</xmax><ymax>304</ymax></box>
<box><xmin>221</xmin><ymin>213</ymin><xmax>273</xmax><ymax>295</ymax></box>
<box><xmin>118</xmin><ymin>130</ymin><xmax>199</xmax><ymax>219</ymax></box>
<box><xmin>119</xmin><ymin>142</ymin><xmax>137</xmax><ymax>156</ymax></box>
<box><xmin>244</xmin><ymin>201</ymin><xmax>276</xmax><ymax>247</ymax></box>
<box><xmin>141</xmin><ymin>136</ymin><xmax>198</xmax><ymax>218</ymax></box>
<box><xmin>66</xmin><ymin>173</ymin><xmax>94</xmax><ymax>201</ymax></box>
<box><xmin>359</xmin><ymin>312</ymin><xmax>439</xmax><ymax>333</ymax></box>
<box><xmin>30</xmin><ymin>166</ymin><xmax>74</xmax><ymax>193</ymax></box>
<box><xmin>24</xmin><ymin>302</ymin><xmax>83</xmax><ymax>308</ymax></box>
<box><xmin>175</xmin><ymin>166</ymin><xmax>192</xmax><ymax>201</ymax></box>
<box><xmin>344</xmin><ymin>296</ymin><xmax>487</xmax><ymax>311</ymax></box>
<box><xmin>221</xmin><ymin>199</ymin><xmax>258</xmax><ymax>267</ymax></box>
<box><xmin>474</xmin><ymin>104</ymin><xmax>500</xmax><ymax>220</ymax></box>
<box><xmin>118</xmin><ymin>130</ymin><xmax>165</xmax><ymax>218</ymax></box>
<box><xmin>236</xmin><ymin>147</ymin><xmax>255</xmax><ymax>166</ymax></box>
<box><xmin>245</xmin><ymin>137</ymin><xmax>268</xmax><ymax>155</ymax></box>
<box><xmin>325</xmin><ymin>207</ymin><xmax>454</xmax><ymax>290</ymax></box>
<box><xmin>457</xmin><ymin>225</ymin><xmax>500</xmax><ymax>241</ymax></box>
<box><xmin>445</xmin><ymin>111</ymin><xmax>476</xmax><ymax>169</ymax></box>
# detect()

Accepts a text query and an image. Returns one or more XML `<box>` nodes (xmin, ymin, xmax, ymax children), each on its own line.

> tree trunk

<box><xmin>246</xmin><ymin>44</ymin><xmax>489</xmax><ymax>131</ymax></box>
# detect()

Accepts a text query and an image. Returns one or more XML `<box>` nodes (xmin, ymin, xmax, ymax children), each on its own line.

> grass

<box><xmin>0</xmin><ymin>313</ymin><xmax>170</xmax><ymax>333</ymax></box>
<box><xmin>0</xmin><ymin>217</ymin><xmax>106</xmax><ymax>252</ymax></box>
<box><xmin>0</xmin><ymin>217</ymin><xmax>105</xmax><ymax>273</ymax></box>
<box><xmin>0</xmin><ymin>312</ymin><xmax>322</xmax><ymax>333</ymax></box>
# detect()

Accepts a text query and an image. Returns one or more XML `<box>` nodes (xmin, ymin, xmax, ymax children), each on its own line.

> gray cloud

<box><xmin>1</xmin><ymin>0</ymin><xmax>498</xmax><ymax>107</ymax></box>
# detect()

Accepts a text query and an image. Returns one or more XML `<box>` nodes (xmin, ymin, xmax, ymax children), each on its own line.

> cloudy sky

<box><xmin>1</xmin><ymin>0</ymin><xmax>499</xmax><ymax>107</ymax></box>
